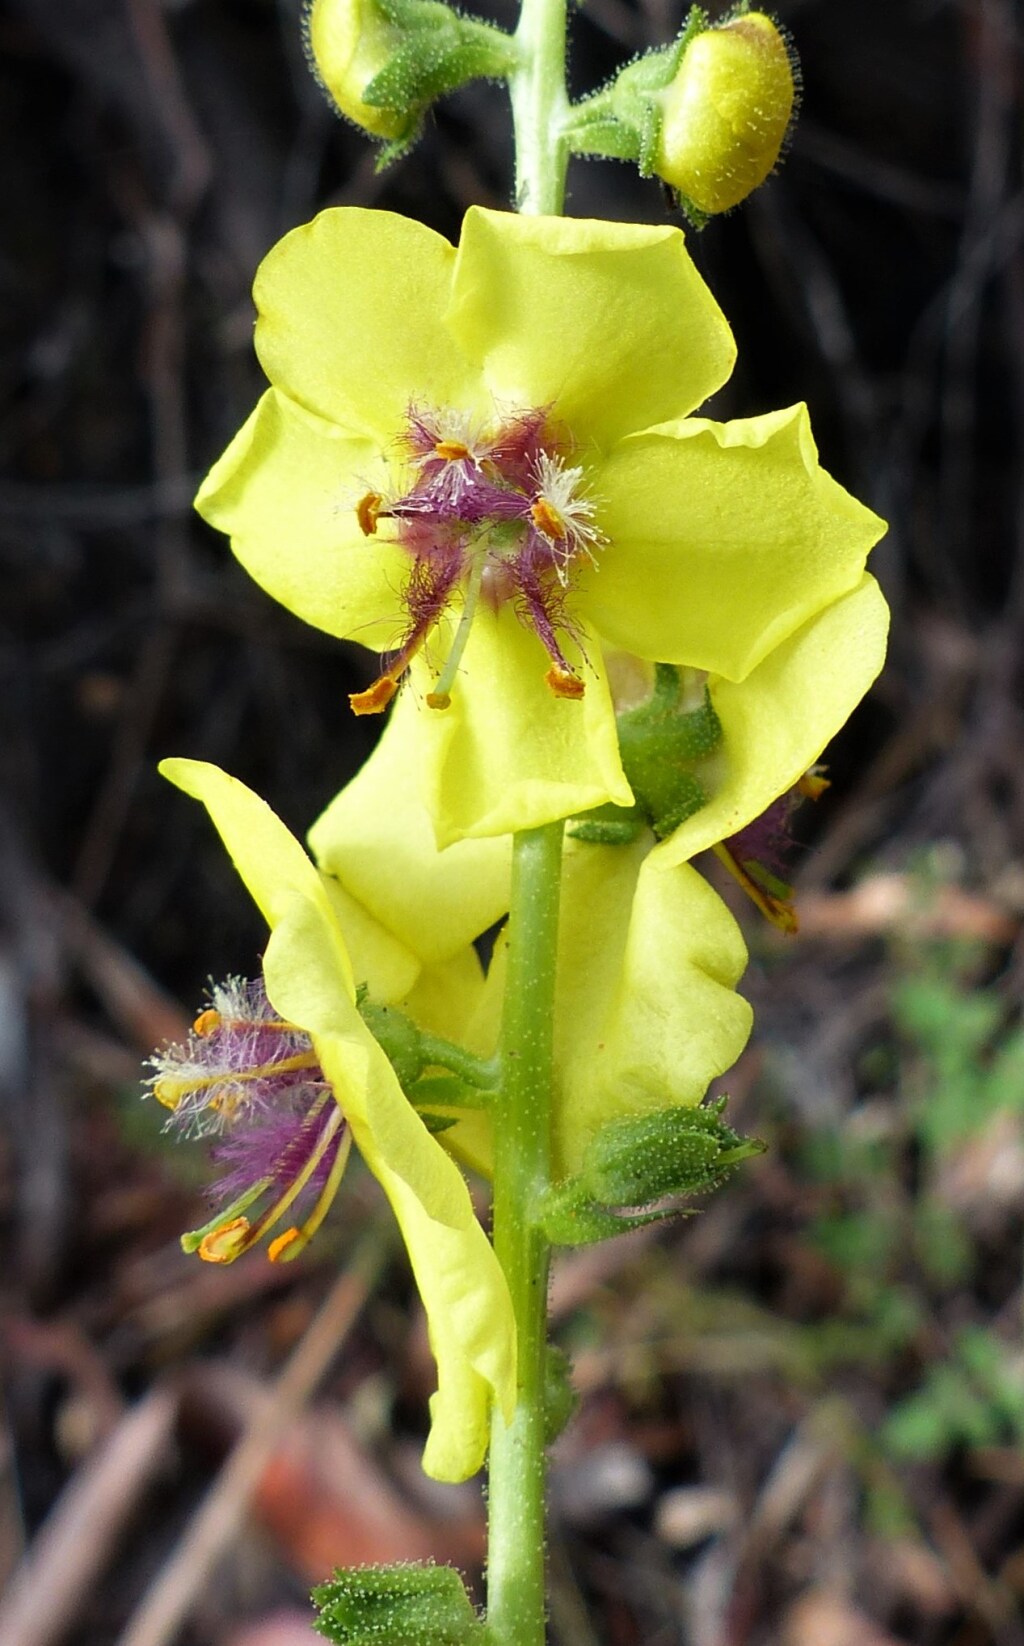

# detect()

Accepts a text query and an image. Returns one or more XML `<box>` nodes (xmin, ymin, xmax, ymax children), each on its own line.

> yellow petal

<box><xmin>410</xmin><ymin>603</ymin><xmax>633</xmax><ymax>846</ymax></box>
<box><xmin>322</xmin><ymin>876</ymin><xmax>421</xmax><ymax>1002</ymax></box>
<box><xmin>446</xmin><ymin>846</ymin><xmax>751</xmax><ymax>1183</ymax></box>
<box><xmin>254</xmin><ymin>209</ymin><xmax>479</xmax><ymax>442</ymax></box>
<box><xmin>262</xmin><ymin>901</ymin><xmax>516</xmax><ymax>1481</ymax></box>
<box><xmin>159</xmin><ymin>758</ymin><xmax>355</xmax><ymax>999</ymax></box>
<box><xmin>309</xmin><ymin>686</ymin><xmax>513</xmax><ymax>963</ymax></box>
<box><xmin>587</xmin><ymin>405</ymin><xmax>886</xmax><ymax>679</ymax></box>
<box><xmin>652</xmin><ymin>575</ymin><xmax>890</xmax><ymax>869</ymax></box>
<box><xmin>447</xmin><ymin>207</ymin><xmax>736</xmax><ymax>451</ymax></box>
<box><xmin>551</xmin><ymin>842</ymin><xmax>751</xmax><ymax>1177</ymax></box>
<box><xmin>195</xmin><ymin>389</ymin><xmax>406</xmax><ymax>650</ymax></box>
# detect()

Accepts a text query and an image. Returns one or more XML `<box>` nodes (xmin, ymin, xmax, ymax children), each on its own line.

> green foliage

<box><xmin>793</xmin><ymin>936</ymin><xmax>1024</xmax><ymax>1482</ymax></box>
<box><xmin>883</xmin><ymin>1328</ymin><xmax>1024</xmax><ymax>1460</ymax></box>
<box><xmin>312</xmin><ymin>1563</ymin><xmax>488</xmax><ymax>1646</ymax></box>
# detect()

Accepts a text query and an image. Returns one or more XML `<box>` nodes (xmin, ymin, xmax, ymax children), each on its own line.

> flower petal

<box><xmin>651</xmin><ymin>574</ymin><xmax>890</xmax><ymax>869</ymax></box>
<box><xmin>262</xmin><ymin>899</ymin><xmax>516</xmax><ymax>1482</ymax></box>
<box><xmin>159</xmin><ymin>758</ymin><xmax>355</xmax><ymax>999</ymax></box>
<box><xmin>195</xmin><ymin>389</ymin><xmax>407</xmax><ymax>649</ymax></box>
<box><xmin>587</xmin><ymin>405</ymin><xmax>886</xmax><ymax>679</ymax></box>
<box><xmin>445</xmin><ymin>844</ymin><xmax>751</xmax><ymax>1182</ymax></box>
<box><xmin>551</xmin><ymin>843</ymin><xmax>751</xmax><ymax>1177</ymax></box>
<box><xmin>447</xmin><ymin>207</ymin><xmax>736</xmax><ymax>451</ymax></box>
<box><xmin>253</xmin><ymin>210</ymin><xmax>478</xmax><ymax>442</ymax></box>
<box><xmin>322</xmin><ymin>878</ymin><xmax>421</xmax><ymax>1002</ymax></box>
<box><xmin>409</xmin><ymin>604</ymin><xmax>633</xmax><ymax>845</ymax></box>
<box><xmin>309</xmin><ymin>686</ymin><xmax>513</xmax><ymax>961</ymax></box>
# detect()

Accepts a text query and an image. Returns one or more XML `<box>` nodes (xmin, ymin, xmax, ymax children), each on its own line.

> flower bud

<box><xmin>655</xmin><ymin>12</ymin><xmax>796</xmax><ymax>214</ymax></box>
<box><xmin>306</xmin><ymin>0</ymin><xmax>408</xmax><ymax>140</ymax></box>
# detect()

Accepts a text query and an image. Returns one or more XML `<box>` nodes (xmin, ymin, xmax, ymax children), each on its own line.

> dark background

<box><xmin>2</xmin><ymin>2</ymin><xmax>1024</xmax><ymax>1643</ymax></box>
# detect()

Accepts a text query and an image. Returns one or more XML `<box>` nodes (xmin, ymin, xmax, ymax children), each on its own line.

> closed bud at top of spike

<box><xmin>654</xmin><ymin>12</ymin><xmax>797</xmax><ymax>215</ymax></box>
<box><xmin>306</xmin><ymin>0</ymin><xmax>410</xmax><ymax>139</ymax></box>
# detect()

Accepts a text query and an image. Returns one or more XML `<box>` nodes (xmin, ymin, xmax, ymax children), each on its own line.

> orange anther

<box><xmin>531</xmin><ymin>498</ymin><xmax>567</xmax><ymax>540</ymax></box>
<box><xmin>434</xmin><ymin>439</ymin><xmax>471</xmax><ymax>462</ymax></box>
<box><xmin>198</xmin><ymin>1217</ymin><xmax>249</xmax><ymax>1264</ymax></box>
<box><xmin>349</xmin><ymin>676</ymin><xmax>398</xmax><ymax>716</ymax></box>
<box><xmin>192</xmin><ymin>1008</ymin><xmax>221</xmax><ymax>1037</ymax></box>
<box><xmin>268</xmin><ymin>1227</ymin><xmax>301</xmax><ymax>1263</ymax></box>
<box><xmin>356</xmin><ymin>491</ymin><xmax>383</xmax><ymax>535</ymax></box>
<box><xmin>545</xmin><ymin>666</ymin><xmax>585</xmax><ymax>701</ymax></box>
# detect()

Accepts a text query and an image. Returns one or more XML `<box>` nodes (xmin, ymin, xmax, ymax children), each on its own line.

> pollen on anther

<box><xmin>546</xmin><ymin>666</ymin><xmax>586</xmax><ymax>701</ymax></box>
<box><xmin>192</xmin><ymin>1009</ymin><xmax>221</xmax><ymax>1037</ymax></box>
<box><xmin>268</xmin><ymin>1227</ymin><xmax>301</xmax><ymax>1262</ymax></box>
<box><xmin>198</xmin><ymin>1217</ymin><xmax>249</xmax><ymax>1264</ymax></box>
<box><xmin>356</xmin><ymin>492</ymin><xmax>383</xmax><ymax>536</ymax></box>
<box><xmin>350</xmin><ymin>677</ymin><xmax>399</xmax><ymax>715</ymax></box>
<box><xmin>531</xmin><ymin>498</ymin><xmax>567</xmax><ymax>541</ymax></box>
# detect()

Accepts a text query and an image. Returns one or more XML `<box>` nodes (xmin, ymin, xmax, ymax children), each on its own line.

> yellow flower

<box><xmin>158</xmin><ymin>758</ymin><xmax>515</xmax><ymax>1483</ymax></box>
<box><xmin>196</xmin><ymin>206</ymin><xmax>885</xmax><ymax>845</ymax></box>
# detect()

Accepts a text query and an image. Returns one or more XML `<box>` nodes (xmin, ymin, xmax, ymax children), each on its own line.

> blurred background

<box><xmin>2</xmin><ymin>0</ymin><xmax>1024</xmax><ymax>1642</ymax></box>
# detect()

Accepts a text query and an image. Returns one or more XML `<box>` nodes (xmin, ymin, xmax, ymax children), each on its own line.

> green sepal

<box><xmin>537</xmin><ymin>1099</ymin><xmax>764</xmax><ymax>1247</ymax></box>
<box><xmin>583</xmin><ymin>1099</ymin><xmax>761</xmax><ymax>1204</ymax></box>
<box><xmin>312</xmin><ymin>1562</ymin><xmax>488</xmax><ymax>1646</ymax></box>
<box><xmin>567</xmin><ymin>6</ymin><xmax>706</xmax><ymax>173</ymax></box>
<box><xmin>359</xmin><ymin>1000</ymin><xmax>425</xmax><ymax>1088</ymax></box>
<box><xmin>567</xmin><ymin>802</ymin><xmax>646</xmax><ymax>846</ymax></box>
<box><xmin>359</xmin><ymin>3</ymin><xmax>515</xmax><ymax>111</ymax></box>
<box><xmin>417</xmin><ymin>1112</ymin><xmax>461</xmax><ymax>1135</ymax></box>
<box><xmin>616</xmin><ymin>667</ymin><xmax>722</xmax><ymax>840</ymax></box>
<box><xmin>539</xmin><ymin>1189</ymin><xmax>679</xmax><ymax>1247</ymax></box>
<box><xmin>544</xmin><ymin>1344</ymin><xmax>579</xmax><ymax>1443</ymax></box>
<box><xmin>408</xmin><ymin>1073</ymin><xmax>492</xmax><ymax>1109</ymax></box>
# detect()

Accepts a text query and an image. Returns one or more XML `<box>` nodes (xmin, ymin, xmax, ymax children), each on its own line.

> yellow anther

<box><xmin>153</xmin><ymin>1076</ymin><xmax>188</xmax><ymax>1110</ymax></box>
<box><xmin>198</xmin><ymin>1217</ymin><xmax>250</xmax><ymax>1264</ymax></box>
<box><xmin>545</xmin><ymin>666</ymin><xmax>585</xmax><ymax>701</ymax></box>
<box><xmin>192</xmin><ymin>1008</ymin><xmax>221</xmax><ymax>1037</ymax></box>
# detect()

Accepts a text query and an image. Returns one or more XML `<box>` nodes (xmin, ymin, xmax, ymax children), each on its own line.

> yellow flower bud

<box><xmin>306</xmin><ymin>0</ymin><xmax>407</xmax><ymax>141</ymax></box>
<box><xmin>655</xmin><ymin>12</ymin><xmax>796</xmax><ymax>214</ymax></box>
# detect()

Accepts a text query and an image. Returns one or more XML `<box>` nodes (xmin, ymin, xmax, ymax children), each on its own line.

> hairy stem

<box><xmin>509</xmin><ymin>0</ymin><xmax>571</xmax><ymax>213</ymax></box>
<box><xmin>487</xmin><ymin>821</ymin><xmax>564</xmax><ymax>1646</ymax></box>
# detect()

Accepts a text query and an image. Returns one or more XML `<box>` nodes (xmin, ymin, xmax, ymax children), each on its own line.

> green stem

<box><xmin>509</xmin><ymin>0</ymin><xmax>571</xmax><ymax>212</ymax></box>
<box><xmin>417</xmin><ymin>1033</ymin><xmax>499</xmax><ymax>1089</ymax></box>
<box><xmin>487</xmin><ymin>821</ymin><xmax>564</xmax><ymax>1646</ymax></box>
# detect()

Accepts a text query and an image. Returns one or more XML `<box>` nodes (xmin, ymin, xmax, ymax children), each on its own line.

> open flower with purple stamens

<box><xmin>195</xmin><ymin>206</ymin><xmax>886</xmax><ymax>844</ymax></box>
<box><xmin>150</xmin><ymin>758</ymin><xmax>515</xmax><ymax>1484</ymax></box>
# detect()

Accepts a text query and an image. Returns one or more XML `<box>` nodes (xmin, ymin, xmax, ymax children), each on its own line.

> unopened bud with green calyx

<box><xmin>305</xmin><ymin>0</ymin><xmax>516</xmax><ymax>158</ymax></box>
<box><xmin>655</xmin><ymin>11</ymin><xmax>797</xmax><ymax>215</ymax></box>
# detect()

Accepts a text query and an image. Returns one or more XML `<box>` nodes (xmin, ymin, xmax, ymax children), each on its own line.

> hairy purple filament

<box><xmin>351</xmin><ymin>403</ymin><xmax>604</xmax><ymax>713</ymax></box>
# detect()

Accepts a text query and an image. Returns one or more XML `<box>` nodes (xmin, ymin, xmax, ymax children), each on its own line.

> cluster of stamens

<box><xmin>352</xmin><ymin>403</ymin><xmax>605</xmax><ymax>714</ymax></box>
<box><xmin>146</xmin><ymin>977</ymin><xmax>350</xmax><ymax>1264</ymax></box>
